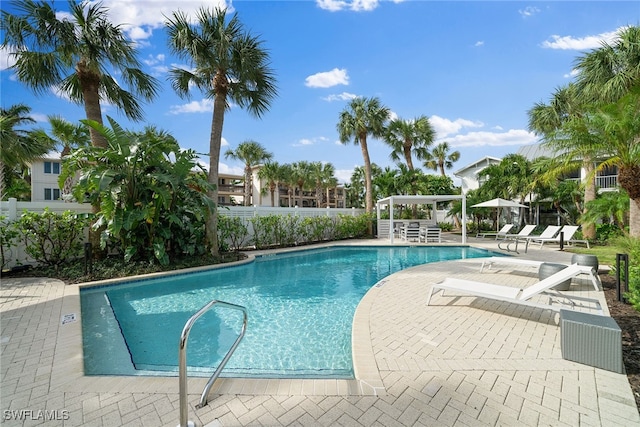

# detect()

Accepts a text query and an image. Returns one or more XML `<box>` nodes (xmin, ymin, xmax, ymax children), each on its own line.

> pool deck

<box><xmin>1</xmin><ymin>234</ymin><xmax>639</xmax><ymax>426</ymax></box>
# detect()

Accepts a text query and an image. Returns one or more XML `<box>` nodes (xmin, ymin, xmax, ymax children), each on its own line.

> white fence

<box><xmin>0</xmin><ymin>199</ymin><xmax>365</xmax><ymax>269</ymax></box>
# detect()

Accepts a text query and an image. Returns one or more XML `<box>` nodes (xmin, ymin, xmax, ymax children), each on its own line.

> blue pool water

<box><xmin>80</xmin><ymin>246</ymin><xmax>494</xmax><ymax>378</ymax></box>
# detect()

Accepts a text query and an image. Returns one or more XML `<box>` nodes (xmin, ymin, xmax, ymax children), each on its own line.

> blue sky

<box><xmin>1</xmin><ymin>1</ymin><xmax>638</xmax><ymax>184</ymax></box>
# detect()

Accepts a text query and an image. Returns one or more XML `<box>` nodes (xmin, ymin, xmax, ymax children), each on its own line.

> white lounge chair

<box><xmin>513</xmin><ymin>225</ymin><xmax>561</xmax><ymax>252</ymax></box>
<box><xmin>528</xmin><ymin>225</ymin><xmax>590</xmax><ymax>250</ymax></box>
<box><xmin>426</xmin><ymin>264</ymin><xmax>603</xmax><ymax>313</ymax></box>
<box><xmin>476</xmin><ymin>224</ymin><xmax>514</xmax><ymax>240</ymax></box>
<box><xmin>497</xmin><ymin>224</ymin><xmax>537</xmax><ymax>253</ymax></box>
<box><xmin>478</xmin><ymin>257</ymin><xmax>601</xmax><ymax>290</ymax></box>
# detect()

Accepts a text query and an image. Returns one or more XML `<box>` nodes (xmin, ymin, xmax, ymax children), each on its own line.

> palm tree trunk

<box><xmin>630</xmin><ymin>198</ymin><xmax>640</xmax><ymax>239</ymax></box>
<box><xmin>360</xmin><ymin>136</ymin><xmax>374</xmax><ymax>213</ymax></box>
<box><xmin>244</xmin><ymin>166</ymin><xmax>251</xmax><ymax>206</ymax></box>
<box><xmin>582</xmin><ymin>159</ymin><xmax>596</xmax><ymax>239</ymax></box>
<box><xmin>78</xmin><ymin>68</ymin><xmax>107</xmax><ymax>149</ymax></box>
<box><xmin>0</xmin><ymin>161</ymin><xmax>5</xmax><ymax>201</ymax></box>
<box><xmin>205</xmin><ymin>91</ymin><xmax>226</xmax><ymax>257</ymax></box>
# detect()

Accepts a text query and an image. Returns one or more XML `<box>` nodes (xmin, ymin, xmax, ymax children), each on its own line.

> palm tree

<box><xmin>225</xmin><ymin>140</ymin><xmax>272</xmax><ymax>206</ymax></box>
<box><xmin>309</xmin><ymin>161</ymin><xmax>336</xmax><ymax>207</ymax></box>
<box><xmin>257</xmin><ymin>161</ymin><xmax>283</xmax><ymax>207</ymax></box>
<box><xmin>279</xmin><ymin>164</ymin><xmax>296</xmax><ymax>207</ymax></box>
<box><xmin>574</xmin><ymin>26</ymin><xmax>640</xmax><ymax>104</ymax></box>
<box><xmin>291</xmin><ymin>161</ymin><xmax>313</xmax><ymax>207</ymax></box>
<box><xmin>384</xmin><ymin>116</ymin><xmax>435</xmax><ymax>170</ymax></box>
<box><xmin>572</xmin><ymin>26</ymin><xmax>640</xmax><ymax>238</ymax></box>
<box><xmin>1</xmin><ymin>0</ymin><xmax>159</xmax><ymax>148</ymax></box>
<box><xmin>338</xmin><ymin>97</ymin><xmax>390</xmax><ymax>213</ymax></box>
<box><xmin>528</xmin><ymin>83</ymin><xmax>598</xmax><ymax>238</ymax></box>
<box><xmin>424</xmin><ymin>142</ymin><xmax>460</xmax><ymax>176</ymax></box>
<box><xmin>0</xmin><ymin>104</ymin><xmax>53</xmax><ymax>200</ymax></box>
<box><xmin>166</xmin><ymin>7</ymin><xmax>277</xmax><ymax>255</ymax></box>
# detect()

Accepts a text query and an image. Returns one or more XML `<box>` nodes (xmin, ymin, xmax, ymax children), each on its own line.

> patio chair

<box><xmin>512</xmin><ymin>225</ymin><xmax>561</xmax><ymax>252</ymax></box>
<box><xmin>426</xmin><ymin>263</ymin><xmax>603</xmax><ymax>314</ymax></box>
<box><xmin>478</xmin><ymin>257</ymin><xmax>601</xmax><ymax>290</ymax></box>
<box><xmin>419</xmin><ymin>226</ymin><xmax>441</xmax><ymax>243</ymax></box>
<box><xmin>476</xmin><ymin>224</ymin><xmax>514</xmax><ymax>239</ymax></box>
<box><xmin>528</xmin><ymin>225</ymin><xmax>590</xmax><ymax>250</ymax></box>
<box><xmin>401</xmin><ymin>222</ymin><xmax>421</xmax><ymax>241</ymax></box>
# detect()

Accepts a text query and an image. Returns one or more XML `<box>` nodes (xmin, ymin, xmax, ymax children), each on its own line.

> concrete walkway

<box><xmin>1</xmin><ymin>235</ymin><xmax>639</xmax><ymax>426</ymax></box>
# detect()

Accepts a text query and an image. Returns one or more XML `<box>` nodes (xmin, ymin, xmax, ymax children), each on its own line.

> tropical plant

<box><xmin>291</xmin><ymin>161</ymin><xmax>313</xmax><ymax>207</ymax></box>
<box><xmin>16</xmin><ymin>208</ymin><xmax>88</xmax><ymax>270</ymax></box>
<box><xmin>0</xmin><ymin>104</ymin><xmax>54</xmax><ymax>200</ymax></box>
<box><xmin>582</xmin><ymin>190</ymin><xmax>630</xmax><ymax>237</ymax></box>
<box><xmin>257</xmin><ymin>161</ymin><xmax>284</xmax><ymax>207</ymax></box>
<box><xmin>384</xmin><ymin>116</ymin><xmax>435</xmax><ymax>170</ymax></box>
<box><xmin>0</xmin><ymin>216</ymin><xmax>19</xmax><ymax>270</ymax></box>
<box><xmin>309</xmin><ymin>161</ymin><xmax>337</xmax><ymax>207</ymax></box>
<box><xmin>527</xmin><ymin>84</ymin><xmax>598</xmax><ymax>238</ymax></box>
<box><xmin>61</xmin><ymin>117</ymin><xmax>215</xmax><ymax>265</ymax></box>
<box><xmin>225</xmin><ymin>140</ymin><xmax>272</xmax><ymax>206</ymax></box>
<box><xmin>338</xmin><ymin>97</ymin><xmax>390</xmax><ymax>213</ymax></box>
<box><xmin>423</xmin><ymin>141</ymin><xmax>460</xmax><ymax>176</ymax></box>
<box><xmin>166</xmin><ymin>6</ymin><xmax>277</xmax><ymax>256</ymax></box>
<box><xmin>1</xmin><ymin>0</ymin><xmax>159</xmax><ymax>148</ymax></box>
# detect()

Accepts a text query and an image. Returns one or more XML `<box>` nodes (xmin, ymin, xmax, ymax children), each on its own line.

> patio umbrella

<box><xmin>471</xmin><ymin>198</ymin><xmax>528</xmax><ymax>232</ymax></box>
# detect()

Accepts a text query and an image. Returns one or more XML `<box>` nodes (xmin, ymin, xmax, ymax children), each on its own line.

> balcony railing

<box><xmin>596</xmin><ymin>175</ymin><xmax>617</xmax><ymax>189</ymax></box>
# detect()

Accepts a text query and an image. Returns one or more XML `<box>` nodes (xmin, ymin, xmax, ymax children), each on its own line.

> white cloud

<box><xmin>519</xmin><ymin>6</ymin><xmax>540</xmax><ymax>18</ymax></box>
<box><xmin>475</xmin><ymin>41</ymin><xmax>484</xmax><ymax>47</ymax></box>
<box><xmin>445</xmin><ymin>129</ymin><xmax>537</xmax><ymax>148</ymax></box>
<box><xmin>305</xmin><ymin>68</ymin><xmax>349</xmax><ymax>88</ymax></box>
<box><xmin>0</xmin><ymin>45</ymin><xmax>17</xmax><ymax>70</ymax></box>
<box><xmin>92</xmin><ymin>0</ymin><xmax>231</xmax><ymax>41</ymax></box>
<box><xmin>334</xmin><ymin>168</ymin><xmax>353</xmax><ymax>184</ymax></box>
<box><xmin>30</xmin><ymin>113</ymin><xmax>49</xmax><ymax>123</ymax></box>
<box><xmin>542</xmin><ymin>27</ymin><xmax>625</xmax><ymax>50</ymax></box>
<box><xmin>294</xmin><ymin>136</ymin><xmax>329</xmax><ymax>147</ymax></box>
<box><xmin>429</xmin><ymin>115</ymin><xmax>484</xmax><ymax>138</ymax></box>
<box><xmin>323</xmin><ymin>92</ymin><xmax>358</xmax><ymax>102</ymax></box>
<box><xmin>316</xmin><ymin>0</ymin><xmax>379</xmax><ymax>12</ymax></box>
<box><xmin>168</xmin><ymin>99</ymin><xmax>214</xmax><ymax>114</ymax></box>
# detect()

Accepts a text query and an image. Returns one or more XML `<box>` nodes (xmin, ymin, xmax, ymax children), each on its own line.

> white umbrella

<box><xmin>472</xmin><ymin>198</ymin><xmax>528</xmax><ymax>232</ymax></box>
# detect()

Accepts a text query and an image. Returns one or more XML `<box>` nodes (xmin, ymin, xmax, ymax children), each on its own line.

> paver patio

<box><xmin>1</xmin><ymin>237</ymin><xmax>638</xmax><ymax>426</ymax></box>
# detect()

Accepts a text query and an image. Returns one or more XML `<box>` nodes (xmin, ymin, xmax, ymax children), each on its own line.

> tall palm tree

<box><xmin>424</xmin><ymin>142</ymin><xmax>460</xmax><ymax>176</ymax></box>
<box><xmin>0</xmin><ymin>104</ymin><xmax>53</xmax><ymax>200</ymax></box>
<box><xmin>338</xmin><ymin>97</ymin><xmax>390</xmax><ymax>213</ymax></box>
<box><xmin>225</xmin><ymin>140</ymin><xmax>272</xmax><ymax>206</ymax></box>
<box><xmin>528</xmin><ymin>84</ymin><xmax>598</xmax><ymax>238</ymax></box>
<box><xmin>1</xmin><ymin>0</ymin><xmax>159</xmax><ymax>148</ymax></box>
<box><xmin>166</xmin><ymin>7</ymin><xmax>277</xmax><ymax>255</ymax></box>
<box><xmin>385</xmin><ymin>116</ymin><xmax>435</xmax><ymax>170</ymax></box>
<box><xmin>257</xmin><ymin>161</ymin><xmax>283</xmax><ymax>207</ymax></box>
<box><xmin>278</xmin><ymin>163</ymin><xmax>296</xmax><ymax>207</ymax></box>
<box><xmin>573</xmin><ymin>25</ymin><xmax>640</xmax><ymax>237</ymax></box>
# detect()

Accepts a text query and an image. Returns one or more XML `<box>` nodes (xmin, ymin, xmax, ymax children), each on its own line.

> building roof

<box><xmin>453</xmin><ymin>156</ymin><xmax>502</xmax><ymax>176</ymax></box>
<box><xmin>517</xmin><ymin>143</ymin><xmax>561</xmax><ymax>160</ymax></box>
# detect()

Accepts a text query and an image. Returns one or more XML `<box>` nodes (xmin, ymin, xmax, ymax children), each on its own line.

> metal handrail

<box><xmin>178</xmin><ymin>300</ymin><xmax>248</xmax><ymax>427</ymax></box>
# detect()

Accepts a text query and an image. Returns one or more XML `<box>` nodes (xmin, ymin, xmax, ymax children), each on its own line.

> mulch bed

<box><xmin>601</xmin><ymin>273</ymin><xmax>640</xmax><ymax>409</ymax></box>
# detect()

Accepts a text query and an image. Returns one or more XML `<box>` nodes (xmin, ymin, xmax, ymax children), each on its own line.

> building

<box><xmin>217</xmin><ymin>173</ymin><xmax>244</xmax><ymax>206</ymax></box>
<box><xmin>453</xmin><ymin>156</ymin><xmax>502</xmax><ymax>194</ymax></box>
<box><xmin>29</xmin><ymin>151</ymin><xmax>64</xmax><ymax>202</ymax></box>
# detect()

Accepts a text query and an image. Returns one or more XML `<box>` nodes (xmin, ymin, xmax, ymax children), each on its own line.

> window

<box><xmin>44</xmin><ymin>161</ymin><xmax>61</xmax><ymax>174</ymax></box>
<box><xmin>44</xmin><ymin>188</ymin><xmax>61</xmax><ymax>200</ymax></box>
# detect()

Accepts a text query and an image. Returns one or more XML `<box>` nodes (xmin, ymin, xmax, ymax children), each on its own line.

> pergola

<box><xmin>376</xmin><ymin>194</ymin><xmax>467</xmax><ymax>244</ymax></box>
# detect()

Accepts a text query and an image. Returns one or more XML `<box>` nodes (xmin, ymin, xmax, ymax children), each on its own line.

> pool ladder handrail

<box><xmin>178</xmin><ymin>299</ymin><xmax>248</xmax><ymax>427</ymax></box>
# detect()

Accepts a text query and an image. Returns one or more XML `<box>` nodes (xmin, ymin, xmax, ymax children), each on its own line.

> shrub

<box><xmin>218</xmin><ymin>215</ymin><xmax>249</xmax><ymax>251</ymax></box>
<box><xmin>16</xmin><ymin>209</ymin><xmax>88</xmax><ymax>270</ymax></box>
<box><xmin>438</xmin><ymin>222</ymin><xmax>453</xmax><ymax>232</ymax></box>
<box><xmin>612</xmin><ymin>236</ymin><xmax>640</xmax><ymax>311</ymax></box>
<box><xmin>0</xmin><ymin>216</ymin><xmax>19</xmax><ymax>270</ymax></box>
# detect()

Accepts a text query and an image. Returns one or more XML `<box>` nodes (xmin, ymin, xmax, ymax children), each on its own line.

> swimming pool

<box><xmin>80</xmin><ymin>246</ymin><xmax>494</xmax><ymax>378</ymax></box>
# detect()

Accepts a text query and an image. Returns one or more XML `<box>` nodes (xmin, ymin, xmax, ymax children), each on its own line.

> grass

<box><xmin>566</xmin><ymin>244</ymin><xmax>624</xmax><ymax>266</ymax></box>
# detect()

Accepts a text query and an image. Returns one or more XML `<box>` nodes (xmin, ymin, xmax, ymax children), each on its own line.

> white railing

<box><xmin>595</xmin><ymin>175</ymin><xmax>617</xmax><ymax>189</ymax></box>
